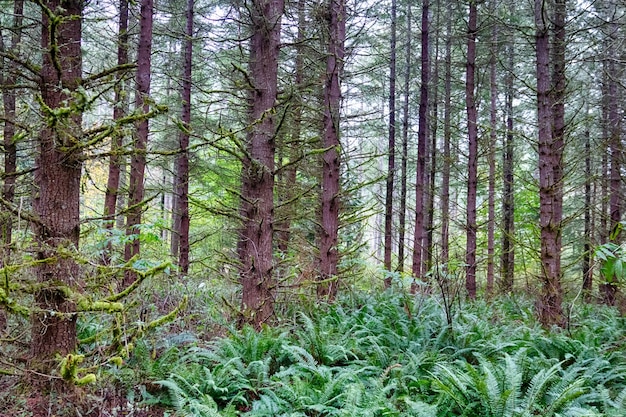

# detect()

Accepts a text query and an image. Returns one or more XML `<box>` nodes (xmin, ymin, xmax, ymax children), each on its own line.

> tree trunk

<box><xmin>411</xmin><ymin>0</ymin><xmax>429</xmax><ymax>291</ymax></box>
<box><xmin>465</xmin><ymin>0</ymin><xmax>478</xmax><ymax>299</ymax></box>
<box><xmin>596</xmin><ymin>36</ymin><xmax>609</xmax><ymax>301</ymax></box>
<box><xmin>603</xmin><ymin>24</ymin><xmax>621</xmax><ymax>305</ymax></box>
<box><xmin>583</xmin><ymin>112</ymin><xmax>592</xmax><ymax>300</ymax></box>
<box><xmin>0</xmin><ymin>0</ymin><xmax>24</xmax><ymax>333</ymax></box>
<box><xmin>425</xmin><ymin>105</ymin><xmax>437</xmax><ymax>278</ymax></box>
<box><xmin>383</xmin><ymin>0</ymin><xmax>397</xmax><ymax>286</ymax></box>
<box><xmin>124</xmin><ymin>0</ymin><xmax>153</xmax><ymax>288</ymax></box>
<box><xmin>276</xmin><ymin>0</ymin><xmax>305</xmax><ymax>254</ymax></box>
<box><xmin>0</xmin><ymin>0</ymin><xmax>23</xmax><ymax>250</ymax></box>
<box><xmin>501</xmin><ymin>9</ymin><xmax>515</xmax><ymax>292</ymax></box>
<box><xmin>397</xmin><ymin>3</ymin><xmax>411</xmax><ymax>274</ymax></box>
<box><xmin>425</xmin><ymin>1</ymin><xmax>440</xmax><ymax>278</ymax></box>
<box><xmin>318</xmin><ymin>0</ymin><xmax>345</xmax><ymax>300</ymax></box>
<box><xmin>536</xmin><ymin>0</ymin><xmax>565</xmax><ymax>327</ymax></box>
<box><xmin>172</xmin><ymin>0</ymin><xmax>194</xmax><ymax>276</ymax></box>
<box><xmin>31</xmin><ymin>0</ymin><xmax>83</xmax><ymax>367</ymax></box>
<box><xmin>440</xmin><ymin>0</ymin><xmax>452</xmax><ymax>267</ymax></box>
<box><xmin>103</xmin><ymin>0</ymin><xmax>129</xmax><ymax>264</ymax></box>
<box><xmin>599</xmin><ymin>46</ymin><xmax>609</xmax><ymax>246</ymax></box>
<box><xmin>487</xmin><ymin>5</ymin><xmax>497</xmax><ymax>296</ymax></box>
<box><xmin>238</xmin><ymin>0</ymin><xmax>284</xmax><ymax>327</ymax></box>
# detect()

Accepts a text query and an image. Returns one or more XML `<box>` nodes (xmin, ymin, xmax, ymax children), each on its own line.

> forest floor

<box><xmin>0</xmin><ymin>374</ymin><xmax>167</xmax><ymax>417</ymax></box>
<box><xmin>1</xmin><ymin>289</ymin><xmax>626</xmax><ymax>416</ymax></box>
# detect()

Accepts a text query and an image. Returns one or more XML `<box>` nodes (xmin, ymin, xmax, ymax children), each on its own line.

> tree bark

<box><xmin>383</xmin><ymin>0</ymin><xmax>397</xmax><ymax>286</ymax></box>
<box><xmin>0</xmin><ymin>0</ymin><xmax>24</xmax><ymax>333</ymax></box>
<box><xmin>598</xmin><ymin>38</ymin><xmax>610</xmax><ymax>249</ymax></box>
<box><xmin>441</xmin><ymin>1</ymin><xmax>452</xmax><ymax>267</ymax></box>
<box><xmin>103</xmin><ymin>0</ymin><xmax>129</xmax><ymax>264</ymax></box>
<box><xmin>31</xmin><ymin>0</ymin><xmax>83</xmax><ymax>366</ymax></box>
<box><xmin>172</xmin><ymin>0</ymin><xmax>194</xmax><ymax>276</ymax></box>
<box><xmin>425</xmin><ymin>0</ymin><xmax>440</xmax><ymax>278</ymax></box>
<box><xmin>0</xmin><ymin>0</ymin><xmax>23</xmax><ymax>252</ymax></box>
<box><xmin>536</xmin><ymin>0</ymin><xmax>565</xmax><ymax>327</ymax></box>
<box><xmin>465</xmin><ymin>0</ymin><xmax>478</xmax><ymax>299</ymax></box>
<box><xmin>411</xmin><ymin>0</ymin><xmax>429</xmax><ymax>291</ymax></box>
<box><xmin>276</xmin><ymin>0</ymin><xmax>305</xmax><ymax>254</ymax></box>
<box><xmin>124</xmin><ymin>0</ymin><xmax>153</xmax><ymax>288</ymax></box>
<box><xmin>318</xmin><ymin>0</ymin><xmax>345</xmax><ymax>300</ymax></box>
<box><xmin>486</xmin><ymin>4</ymin><xmax>497</xmax><ymax>296</ymax></box>
<box><xmin>583</xmin><ymin>113</ymin><xmax>592</xmax><ymax>300</ymax></box>
<box><xmin>238</xmin><ymin>0</ymin><xmax>284</xmax><ymax>327</ymax></box>
<box><xmin>603</xmin><ymin>23</ymin><xmax>621</xmax><ymax>306</ymax></box>
<box><xmin>397</xmin><ymin>3</ymin><xmax>411</xmax><ymax>274</ymax></box>
<box><xmin>501</xmin><ymin>7</ymin><xmax>515</xmax><ymax>292</ymax></box>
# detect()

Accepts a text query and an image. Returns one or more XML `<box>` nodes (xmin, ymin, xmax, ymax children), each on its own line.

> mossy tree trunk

<box><xmin>238</xmin><ymin>0</ymin><xmax>284</xmax><ymax>328</ymax></box>
<box><xmin>172</xmin><ymin>0</ymin><xmax>194</xmax><ymax>276</ymax></box>
<box><xmin>317</xmin><ymin>0</ymin><xmax>345</xmax><ymax>300</ymax></box>
<box><xmin>0</xmin><ymin>0</ymin><xmax>24</xmax><ymax>333</ymax></box>
<box><xmin>276</xmin><ymin>0</ymin><xmax>305</xmax><ymax>254</ymax></box>
<box><xmin>31</xmin><ymin>0</ymin><xmax>83</xmax><ymax>365</ymax></box>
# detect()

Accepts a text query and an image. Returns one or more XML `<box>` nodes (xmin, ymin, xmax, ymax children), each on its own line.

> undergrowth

<box><xmin>128</xmin><ymin>291</ymin><xmax>626</xmax><ymax>416</ymax></box>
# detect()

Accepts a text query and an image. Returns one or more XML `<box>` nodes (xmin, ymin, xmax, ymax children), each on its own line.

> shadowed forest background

<box><xmin>2</xmin><ymin>0</ymin><xmax>626</xmax><ymax>415</ymax></box>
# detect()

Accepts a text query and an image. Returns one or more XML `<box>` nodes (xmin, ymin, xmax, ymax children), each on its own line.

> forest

<box><xmin>1</xmin><ymin>0</ymin><xmax>626</xmax><ymax>415</ymax></box>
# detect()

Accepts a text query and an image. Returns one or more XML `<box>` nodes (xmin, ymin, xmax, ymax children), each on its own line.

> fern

<box><xmin>292</xmin><ymin>312</ymin><xmax>356</xmax><ymax>366</ymax></box>
<box><xmin>337</xmin><ymin>378</ymin><xmax>399</xmax><ymax>417</ymax></box>
<box><xmin>544</xmin><ymin>377</ymin><xmax>587</xmax><ymax>415</ymax></box>
<box><xmin>135</xmin><ymin>291</ymin><xmax>626</xmax><ymax>417</ymax></box>
<box><xmin>500</xmin><ymin>350</ymin><xmax>524</xmax><ymax>415</ymax></box>
<box><xmin>242</xmin><ymin>391</ymin><xmax>290</xmax><ymax>416</ymax></box>
<box><xmin>398</xmin><ymin>398</ymin><xmax>437</xmax><ymax>417</ymax></box>
<box><xmin>431</xmin><ymin>362</ymin><xmax>473</xmax><ymax>409</ymax></box>
<box><xmin>516</xmin><ymin>361</ymin><xmax>562</xmax><ymax>415</ymax></box>
<box><xmin>156</xmin><ymin>375</ymin><xmax>222</xmax><ymax>417</ymax></box>
<box><xmin>432</xmin><ymin>351</ymin><xmax>599</xmax><ymax>417</ymax></box>
<box><xmin>594</xmin><ymin>386</ymin><xmax>626</xmax><ymax>416</ymax></box>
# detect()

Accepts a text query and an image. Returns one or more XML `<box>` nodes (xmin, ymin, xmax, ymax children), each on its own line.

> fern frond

<box><xmin>431</xmin><ymin>362</ymin><xmax>472</xmax><ymax>408</ymax></box>
<box><xmin>281</xmin><ymin>344</ymin><xmax>318</xmax><ymax>368</ymax></box>
<box><xmin>155</xmin><ymin>378</ymin><xmax>187</xmax><ymax>409</ymax></box>
<box><xmin>614</xmin><ymin>386</ymin><xmax>626</xmax><ymax>407</ymax></box>
<box><xmin>184</xmin><ymin>394</ymin><xmax>222</xmax><ymax>417</ymax></box>
<box><xmin>544</xmin><ymin>377</ymin><xmax>587</xmax><ymax>415</ymax></box>
<box><xmin>518</xmin><ymin>360</ymin><xmax>561</xmax><ymax>414</ymax></box>
<box><xmin>245</xmin><ymin>391</ymin><xmax>288</xmax><ymax>416</ymax></box>
<box><xmin>501</xmin><ymin>351</ymin><xmax>524</xmax><ymax>416</ymax></box>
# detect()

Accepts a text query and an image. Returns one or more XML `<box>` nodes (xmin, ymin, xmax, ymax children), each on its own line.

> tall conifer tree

<box><xmin>318</xmin><ymin>0</ymin><xmax>345</xmax><ymax>300</ymax></box>
<box><xmin>238</xmin><ymin>0</ymin><xmax>284</xmax><ymax>327</ymax></box>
